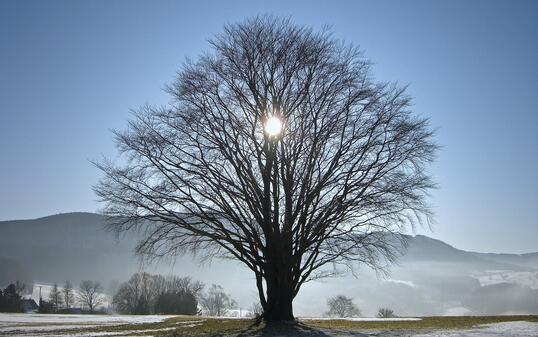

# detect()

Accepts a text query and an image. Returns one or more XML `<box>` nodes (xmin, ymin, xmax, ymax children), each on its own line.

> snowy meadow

<box><xmin>1</xmin><ymin>313</ymin><xmax>538</xmax><ymax>337</ymax></box>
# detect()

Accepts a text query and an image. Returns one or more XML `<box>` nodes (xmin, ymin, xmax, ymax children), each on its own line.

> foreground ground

<box><xmin>0</xmin><ymin>313</ymin><xmax>537</xmax><ymax>337</ymax></box>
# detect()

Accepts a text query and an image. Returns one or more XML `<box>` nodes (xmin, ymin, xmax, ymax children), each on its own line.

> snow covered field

<box><xmin>471</xmin><ymin>270</ymin><xmax>538</xmax><ymax>289</ymax></box>
<box><xmin>0</xmin><ymin>313</ymin><xmax>173</xmax><ymax>324</ymax></box>
<box><xmin>411</xmin><ymin>321</ymin><xmax>538</xmax><ymax>337</ymax></box>
<box><xmin>0</xmin><ymin>313</ymin><xmax>176</xmax><ymax>336</ymax></box>
<box><xmin>0</xmin><ymin>313</ymin><xmax>537</xmax><ymax>336</ymax></box>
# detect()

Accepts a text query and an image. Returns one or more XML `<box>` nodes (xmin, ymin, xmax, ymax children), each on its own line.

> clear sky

<box><xmin>1</xmin><ymin>0</ymin><xmax>536</xmax><ymax>253</ymax></box>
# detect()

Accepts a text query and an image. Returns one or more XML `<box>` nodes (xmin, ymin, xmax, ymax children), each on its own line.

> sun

<box><xmin>265</xmin><ymin>116</ymin><xmax>283</xmax><ymax>136</ymax></box>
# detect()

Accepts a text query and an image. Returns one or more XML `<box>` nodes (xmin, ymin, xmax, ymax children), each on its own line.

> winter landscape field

<box><xmin>2</xmin><ymin>1</ymin><xmax>537</xmax><ymax>336</ymax></box>
<box><xmin>1</xmin><ymin>313</ymin><xmax>538</xmax><ymax>337</ymax></box>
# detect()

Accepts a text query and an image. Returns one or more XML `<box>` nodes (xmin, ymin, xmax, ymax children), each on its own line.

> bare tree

<box><xmin>377</xmin><ymin>307</ymin><xmax>396</xmax><ymax>318</ymax></box>
<box><xmin>113</xmin><ymin>272</ymin><xmax>155</xmax><ymax>314</ymax></box>
<box><xmin>154</xmin><ymin>276</ymin><xmax>203</xmax><ymax>315</ymax></box>
<box><xmin>78</xmin><ymin>280</ymin><xmax>104</xmax><ymax>312</ymax></box>
<box><xmin>199</xmin><ymin>284</ymin><xmax>236</xmax><ymax>317</ymax></box>
<box><xmin>326</xmin><ymin>295</ymin><xmax>361</xmax><ymax>318</ymax></box>
<box><xmin>48</xmin><ymin>283</ymin><xmax>63</xmax><ymax>312</ymax></box>
<box><xmin>112</xmin><ymin>272</ymin><xmax>202</xmax><ymax>315</ymax></box>
<box><xmin>14</xmin><ymin>281</ymin><xmax>27</xmax><ymax>295</ymax></box>
<box><xmin>95</xmin><ymin>16</ymin><xmax>436</xmax><ymax>321</ymax></box>
<box><xmin>63</xmin><ymin>280</ymin><xmax>74</xmax><ymax>310</ymax></box>
<box><xmin>163</xmin><ymin>275</ymin><xmax>204</xmax><ymax>298</ymax></box>
<box><xmin>247</xmin><ymin>301</ymin><xmax>263</xmax><ymax>318</ymax></box>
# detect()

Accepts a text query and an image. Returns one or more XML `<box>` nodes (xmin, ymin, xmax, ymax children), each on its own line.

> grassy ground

<box><xmin>91</xmin><ymin>315</ymin><xmax>538</xmax><ymax>336</ymax></box>
<box><xmin>305</xmin><ymin>315</ymin><xmax>538</xmax><ymax>331</ymax></box>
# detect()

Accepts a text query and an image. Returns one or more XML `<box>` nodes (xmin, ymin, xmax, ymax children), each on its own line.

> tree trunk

<box><xmin>262</xmin><ymin>265</ymin><xmax>295</xmax><ymax>321</ymax></box>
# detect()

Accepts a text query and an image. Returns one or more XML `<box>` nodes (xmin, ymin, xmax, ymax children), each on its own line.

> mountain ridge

<box><xmin>1</xmin><ymin>212</ymin><xmax>537</xmax><ymax>316</ymax></box>
<box><xmin>2</xmin><ymin>212</ymin><xmax>536</xmax><ymax>255</ymax></box>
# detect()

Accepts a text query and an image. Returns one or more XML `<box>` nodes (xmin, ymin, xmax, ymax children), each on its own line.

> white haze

<box><xmin>1</xmin><ymin>213</ymin><xmax>537</xmax><ymax>317</ymax></box>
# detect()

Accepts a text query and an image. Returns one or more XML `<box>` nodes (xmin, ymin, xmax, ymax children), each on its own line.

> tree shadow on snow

<box><xmin>235</xmin><ymin>320</ymin><xmax>371</xmax><ymax>336</ymax></box>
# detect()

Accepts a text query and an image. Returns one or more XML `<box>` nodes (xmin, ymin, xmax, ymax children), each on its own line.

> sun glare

<box><xmin>265</xmin><ymin>116</ymin><xmax>283</xmax><ymax>136</ymax></box>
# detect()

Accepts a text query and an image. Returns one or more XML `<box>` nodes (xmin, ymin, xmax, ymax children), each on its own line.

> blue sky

<box><xmin>0</xmin><ymin>0</ymin><xmax>536</xmax><ymax>253</ymax></box>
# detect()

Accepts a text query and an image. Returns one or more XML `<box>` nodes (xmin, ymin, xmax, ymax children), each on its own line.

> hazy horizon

<box><xmin>2</xmin><ymin>211</ymin><xmax>538</xmax><ymax>317</ymax></box>
<box><xmin>1</xmin><ymin>0</ymin><xmax>537</xmax><ymax>254</ymax></box>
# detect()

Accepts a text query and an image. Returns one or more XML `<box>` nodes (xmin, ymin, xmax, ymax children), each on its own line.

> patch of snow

<box><xmin>412</xmin><ymin>321</ymin><xmax>538</xmax><ymax>337</ymax></box>
<box><xmin>0</xmin><ymin>313</ymin><xmax>181</xmax><ymax>337</ymax></box>
<box><xmin>0</xmin><ymin>313</ymin><xmax>174</xmax><ymax>325</ymax></box>
<box><xmin>0</xmin><ymin>324</ymin><xmax>102</xmax><ymax>333</ymax></box>
<box><xmin>7</xmin><ymin>331</ymin><xmax>155</xmax><ymax>337</ymax></box>
<box><xmin>0</xmin><ymin>321</ymin><xmax>177</xmax><ymax>337</ymax></box>
<box><xmin>471</xmin><ymin>270</ymin><xmax>538</xmax><ymax>289</ymax></box>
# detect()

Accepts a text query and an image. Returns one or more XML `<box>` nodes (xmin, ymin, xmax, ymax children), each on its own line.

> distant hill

<box><xmin>0</xmin><ymin>212</ymin><xmax>141</xmax><ymax>285</ymax></box>
<box><xmin>470</xmin><ymin>251</ymin><xmax>538</xmax><ymax>270</ymax></box>
<box><xmin>1</xmin><ymin>212</ymin><xmax>537</xmax><ymax>316</ymax></box>
<box><xmin>0</xmin><ymin>256</ymin><xmax>31</xmax><ymax>285</ymax></box>
<box><xmin>402</xmin><ymin>234</ymin><xmax>535</xmax><ymax>270</ymax></box>
<box><xmin>377</xmin><ymin>235</ymin><xmax>538</xmax><ymax>316</ymax></box>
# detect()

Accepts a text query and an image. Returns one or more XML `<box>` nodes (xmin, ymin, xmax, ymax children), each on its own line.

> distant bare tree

<box><xmin>326</xmin><ymin>295</ymin><xmax>361</xmax><ymax>318</ymax></box>
<box><xmin>113</xmin><ymin>272</ymin><xmax>154</xmax><ymax>314</ymax></box>
<box><xmin>200</xmin><ymin>284</ymin><xmax>236</xmax><ymax>317</ymax></box>
<box><xmin>95</xmin><ymin>16</ymin><xmax>436</xmax><ymax>321</ymax></box>
<box><xmin>163</xmin><ymin>275</ymin><xmax>204</xmax><ymax>297</ymax></box>
<box><xmin>14</xmin><ymin>281</ymin><xmax>27</xmax><ymax>295</ymax></box>
<box><xmin>154</xmin><ymin>275</ymin><xmax>203</xmax><ymax>315</ymax></box>
<box><xmin>377</xmin><ymin>307</ymin><xmax>396</xmax><ymax>318</ymax></box>
<box><xmin>48</xmin><ymin>283</ymin><xmax>63</xmax><ymax>312</ymax></box>
<box><xmin>78</xmin><ymin>280</ymin><xmax>104</xmax><ymax>312</ymax></box>
<box><xmin>247</xmin><ymin>302</ymin><xmax>263</xmax><ymax>318</ymax></box>
<box><xmin>63</xmin><ymin>280</ymin><xmax>74</xmax><ymax>310</ymax></box>
<box><xmin>112</xmin><ymin>272</ymin><xmax>203</xmax><ymax>315</ymax></box>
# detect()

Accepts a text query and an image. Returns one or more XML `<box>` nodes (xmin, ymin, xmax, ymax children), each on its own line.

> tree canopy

<box><xmin>95</xmin><ymin>16</ymin><xmax>436</xmax><ymax>320</ymax></box>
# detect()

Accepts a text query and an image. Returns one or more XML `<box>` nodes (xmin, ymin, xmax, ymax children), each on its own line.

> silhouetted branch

<box><xmin>95</xmin><ymin>15</ymin><xmax>437</xmax><ymax>321</ymax></box>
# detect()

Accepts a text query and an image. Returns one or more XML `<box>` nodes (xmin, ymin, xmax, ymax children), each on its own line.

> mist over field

<box><xmin>1</xmin><ymin>212</ymin><xmax>537</xmax><ymax>317</ymax></box>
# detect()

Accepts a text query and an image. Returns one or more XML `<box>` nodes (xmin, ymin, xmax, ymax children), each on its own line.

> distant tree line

<box><xmin>2</xmin><ymin>275</ymin><xmax>238</xmax><ymax>316</ymax></box>
<box><xmin>38</xmin><ymin>280</ymin><xmax>105</xmax><ymax>314</ymax></box>
<box><xmin>113</xmin><ymin>272</ymin><xmax>203</xmax><ymax>315</ymax></box>
<box><xmin>0</xmin><ymin>279</ymin><xmax>107</xmax><ymax>314</ymax></box>
<box><xmin>112</xmin><ymin>272</ymin><xmax>237</xmax><ymax>316</ymax></box>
